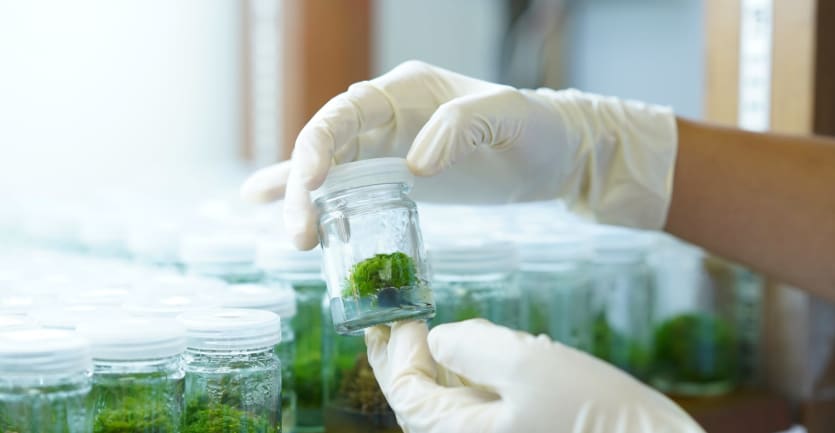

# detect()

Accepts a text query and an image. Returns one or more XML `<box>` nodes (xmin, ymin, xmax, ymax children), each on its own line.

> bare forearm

<box><xmin>665</xmin><ymin>118</ymin><xmax>835</xmax><ymax>299</ymax></box>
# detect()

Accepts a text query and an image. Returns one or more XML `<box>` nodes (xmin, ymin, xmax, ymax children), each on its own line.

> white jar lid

<box><xmin>0</xmin><ymin>328</ymin><xmax>91</xmax><ymax>375</ymax></box>
<box><xmin>0</xmin><ymin>313</ymin><xmax>36</xmax><ymax>331</ymax></box>
<box><xmin>178</xmin><ymin>232</ymin><xmax>257</xmax><ymax>264</ymax></box>
<box><xmin>592</xmin><ymin>227</ymin><xmax>655</xmax><ymax>263</ymax></box>
<box><xmin>220</xmin><ymin>284</ymin><xmax>297</xmax><ymax>319</ymax></box>
<box><xmin>311</xmin><ymin>158</ymin><xmax>414</xmax><ymax>201</ymax></box>
<box><xmin>124</xmin><ymin>292</ymin><xmax>220</xmax><ymax>318</ymax></box>
<box><xmin>255</xmin><ymin>237</ymin><xmax>322</xmax><ymax>275</ymax></box>
<box><xmin>64</xmin><ymin>287</ymin><xmax>131</xmax><ymax>306</ymax></box>
<box><xmin>77</xmin><ymin>317</ymin><xmax>186</xmax><ymax>361</ymax></box>
<box><xmin>31</xmin><ymin>305</ymin><xmax>121</xmax><ymax>330</ymax></box>
<box><xmin>178</xmin><ymin>308</ymin><xmax>281</xmax><ymax>351</ymax></box>
<box><xmin>516</xmin><ymin>234</ymin><xmax>592</xmax><ymax>270</ymax></box>
<box><xmin>428</xmin><ymin>240</ymin><xmax>518</xmax><ymax>275</ymax></box>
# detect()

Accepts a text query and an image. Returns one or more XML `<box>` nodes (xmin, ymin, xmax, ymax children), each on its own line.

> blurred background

<box><xmin>0</xmin><ymin>1</ymin><xmax>833</xmax><ymax>432</ymax></box>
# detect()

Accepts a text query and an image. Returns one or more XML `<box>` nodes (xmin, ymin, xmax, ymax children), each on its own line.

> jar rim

<box><xmin>178</xmin><ymin>308</ymin><xmax>281</xmax><ymax>351</ymax></box>
<box><xmin>220</xmin><ymin>284</ymin><xmax>297</xmax><ymax>319</ymax></box>
<box><xmin>311</xmin><ymin>158</ymin><xmax>414</xmax><ymax>201</ymax></box>
<box><xmin>77</xmin><ymin>317</ymin><xmax>186</xmax><ymax>360</ymax></box>
<box><xmin>0</xmin><ymin>328</ymin><xmax>91</xmax><ymax>375</ymax></box>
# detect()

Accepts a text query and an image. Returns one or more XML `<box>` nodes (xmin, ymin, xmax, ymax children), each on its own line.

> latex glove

<box><xmin>241</xmin><ymin>60</ymin><xmax>677</xmax><ymax>249</ymax></box>
<box><xmin>365</xmin><ymin>319</ymin><xmax>704</xmax><ymax>433</ymax></box>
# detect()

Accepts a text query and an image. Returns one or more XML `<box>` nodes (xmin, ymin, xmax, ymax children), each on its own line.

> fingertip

<box><xmin>365</xmin><ymin>325</ymin><xmax>391</xmax><ymax>351</ymax></box>
<box><xmin>239</xmin><ymin>163</ymin><xmax>291</xmax><ymax>203</ymax></box>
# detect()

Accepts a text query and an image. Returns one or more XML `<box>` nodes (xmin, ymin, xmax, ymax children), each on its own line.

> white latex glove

<box><xmin>365</xmin><ymin>319</ymin><xmax>704</xmax><ymax>433</ymax></box>
<box><xmin>241</xmin><ymin>60</ymin><xmax>677</xmax><ymax>249</ymax></box>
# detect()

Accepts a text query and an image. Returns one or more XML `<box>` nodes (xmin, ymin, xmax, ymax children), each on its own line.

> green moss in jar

<box><xmin>343</xmin><ymin>252</ymin><xmax>417</xmax><ymax>305</ymax></box>
<box><xmin>653</xmin><ymin>313</ymin><xmax>737</xmax><ymax>384</ymax></box>
<box><xmin>90</xmin><ymin>372</ymin><xmax>183</xmax><ymax>433</ymax></box>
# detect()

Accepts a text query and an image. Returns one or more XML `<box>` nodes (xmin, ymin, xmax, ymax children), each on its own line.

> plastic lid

<box><xmin>516</xmin><ymin>234</ymin><xmax>592</xmax><ymax>270</ymax></box>
<box><xmin>146</xmin><ymin>274</ymin><xmax>228</xmax><ymax>294</ymax></box>
<box><xmin>428</xmin><ymin>240</ymin><xmax>518</xmax><ymax>275</ymax></box>
<box><xmin>311</xmin><ymin>158</ymin><xmax>414</xmax><ymax>200</ymax></box>
<box><xmin>64</xmin><ymin>287</ymin><xmax>131</xmax><ymax>306</ymax></box>
<box><xmin>220</xmin><ymin>284</ymin><xmax>297</xmax><ymax>319</ymax></box>
<box><xmin>124</xmin><ymin>292</ymin><xmax>220</xmax><ymax>317</ymax></box>
<box><xmin>592</xmin><ymin>227</ymin><xmax>654</xmax><ymax>263</ymax></box>
<box><xmin>178</xmin><ymin>308</ymin><xmax>281</xmax><ymax>351</ymax></box>
<box><xmin>77</xmin><ymin>317</ymin><xmax>186</xmax><ymax>361</ymax></box>
<box><xmin>178</xmin><ymin>232</ymin><xmax>257</xmax><ymax>264</ymax></box>
<box><xmin>0</xmin><ymin>329</ymin><xmax>91</xmax><ymax>375</ymax></box>
<box><xmin>31</xmin><ymin>305</ymin><xmax>121</xmax><ymax>330</ymax></box>
<box><xmin>0</xmin><ymin>314</ymin><xmax>36</xmax><ymax>331</ymax></box>
<box><xmin>255</xmin><ymin>237</ymin><xmax>322</xmax><ymax>275</ymax></box>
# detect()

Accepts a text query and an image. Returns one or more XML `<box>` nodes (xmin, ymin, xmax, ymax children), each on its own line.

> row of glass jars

<box><xmin>0</xmin><ymin>309</ymin><xmax>283</xmax><ymax>433</ymax></box>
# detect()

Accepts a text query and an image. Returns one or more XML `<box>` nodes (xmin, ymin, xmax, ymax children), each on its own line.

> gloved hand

<box><xmin>365</xmin><ymin>319</ymin><xmax>704</xmax><ymax>433</ymax></box>
<box><xmin>241</xmin><ymin>60</ymin><xmax>677</xmax><ymax>249</ymax></box>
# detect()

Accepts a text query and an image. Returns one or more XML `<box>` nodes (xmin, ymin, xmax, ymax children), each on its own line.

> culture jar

<box><xmin>428</xmin><ymin>240</ymin><xmax>521</xmax><ymax>329</ymax></box>
<box><xmin>220</xmin><ymin>283</ymin><xmax>298</xmax><ymax>432</ymax></box>
<box><xmin>0</xmin><ymin>328</ymin><xmax>93</xmax><ymax>433</ymax></box>
<box><xmin>77</xmin><ymin>317</ymin><xmax>186</xmax><ymax>433</ymax></box>
<box><xmin>516</xmin><ymin>234</ymin><xmax>593</xmax><ymax>349</ymax></box>
<box><xmin>178</xmin><ymin>308</ymin><xmax>282</xmax><ymax>433</ymax></box>
<box><xmin>313</xmin><ymin>158</ymin><xmax>433</xmax><ymax>335</ymax></box>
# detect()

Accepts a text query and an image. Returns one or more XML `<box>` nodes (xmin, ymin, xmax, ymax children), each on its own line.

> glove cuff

<box><xmin>534</xmin><ymin>88</ymin><xmax>678</xmax><ymax>230</ymax></box>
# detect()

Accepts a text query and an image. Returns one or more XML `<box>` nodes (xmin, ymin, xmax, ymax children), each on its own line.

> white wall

<box><xmin>565</xmin><ymin>0</ymin><xmax>705</xmax><ymax>118</ymax></box>
<box><xmin>373</xmin><ymin>0</ymin><xmax>506</xmax><ymax>81</ymax></box>
<box><xmin>0</xmin><ymin>0</ymin><xmax>244</xmax><ymax>202</ymax></box>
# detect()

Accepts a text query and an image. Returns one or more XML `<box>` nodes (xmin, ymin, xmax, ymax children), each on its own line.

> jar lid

<box><xmin>123</xmin><ymin>292</ymin><xmax>220</xmax><ymax>318</ymax></box>
<box><xmin>0</xmin><ymin>329</ymin><xmax>92</xmax><ymax>375</ymax></box>
<box><xmin>311</xmin><ymin>158</ymin><xmax>414</xmax><ymax>200</ymax></box>
<box><xmin>220</xmin><ymin>284</ymin><xmax>297</xmax><ymax>319</ymax></box>
<box><xmin>31</xmin><ymin>305</ymin><xmax>122</xmax><ymax>330</ymax></box>
<box><xmin>0</xmin><ymin>313</ymin><xmax>36</xmax><ymax>331</ymax></box>
<box><xmin>178</xmin><ymin>308</ymin><xmax>281</xmax><ymax>351</ymax></box>
<box><xmin>64</xmin><ymin>287</ymin><xmax>131</xmax><ymax>306</ymax></box>
<box><xmin>428</xmin><ymin>240</ymin><xmax>518</xmax><ymax>275</ymax></box>
<box><xmin>77</xmin><ymin>317</ymin><xmax>186</xmax><ymax>360</ymax></box>
<box><xmin>516</xmin><ymin>234</ymin><xmax>592</xmax><ymax>270</ymax></box>
<box><xmin>255</xmin><ymin>237</ymin><xmax>322</xmax><ymax>275</ymax></box>
<box><xmin>592</xmin><ymin>227</ymin><xmax>654</xmax><ymax>263</ymax></box>
<box><xmin>178</xmin><ymin>232</ymin><xmax>257</xmax><ymax>264</ymax></box>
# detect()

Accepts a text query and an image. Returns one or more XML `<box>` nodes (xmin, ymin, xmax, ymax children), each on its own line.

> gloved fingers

<box><xmin>239</xmin><ymin>161</ymin><xmax>291</xmax><ymax>203</ymax></box>
<box><xmin>407</xmin><ymin>87</ymin><xmax>523</xmax><ymax>176</ymax></box>
<box><xmin>282</xmin><ymin>167</ymin><xmax>319</xmax><ymax>250</ymax></box>
<box><xmin>293</xmin><ymin>82</ymin><xmax>394</xmax><ymax>191</ymax></box>
<box><xmin>427</xmin><ymin>318</ymin><xmax>547</xmax><ymax>393</ymax></box>
<box><xmin>366</xmin><ymin>321</ymin><xmax>437</xmax><ymax>393</ymax></box>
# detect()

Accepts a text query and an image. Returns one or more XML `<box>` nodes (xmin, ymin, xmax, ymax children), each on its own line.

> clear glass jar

<box><xmin>322</xmin><ymin>299</ymin><xmax>400</xmax><ymax>433</ymax></box>
<box><xmin>313</xmin><ymin>158</ymin><xmax>434</xmax><ymax>335</ymax></box>
<box><xmin>650</xmin><ymin>241</ymin><xmax>759</xmax><ymax>396</ymax></box>
<box><xmin>219</xmin><ymin>283</ymin><xmax>298</xmax><ymax>432</ymax></box>
<box><xmin>77</xmin><ymin>317</ymin><xmax>186</xmax><ymax>433</ymax></box>
<box><xmin>516</xmin><ymin>235</ymin><xmax>593</xmax><ymax>349</ymax></box>
<box><xmin>590</xmin><ymin>229</ymin><xmax>654</xmax><ymax>379</ymax></box>
<box><xmin>0</xmin><ymin>329</ymin><xmax>93</xmax><ymax>433</ymax></box>
<box><xmin>257</xmin><ymin>239</ymin><xmax>326</xmax><ymax>433</ymax></box>
<box><xmin>178</xmin><ymin>308</ymin><xmax>282</xmax><ymax>433</ymax></box>
<box><xmin>178</xmin><ymin>232</ymin><xmax>262</xmax><ymax>283</ymax></box>
<box><xmin>428</xmin><ymin>240</ymin><xmax>522</xmax><ymax>329</ymax></box>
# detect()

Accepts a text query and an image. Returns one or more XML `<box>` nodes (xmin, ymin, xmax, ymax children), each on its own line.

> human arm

<box><xmin>667</xmin><ymin>119</ymin><xmax>835</xmax><ymax>298</ymax></box>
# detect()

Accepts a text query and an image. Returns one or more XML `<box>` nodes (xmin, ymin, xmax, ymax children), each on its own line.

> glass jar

<box><xmin>589</xmin><ymin>229</ymin><xmax>654</xmax><ymax>379</ymax></box>
<box><xmin>76</xmin><ymin>317</ymin><xmax>186</xmax><ymax>433</ymax></box>
<box><xmin>428</xmin><ymin>240</ymin><xmax>522</xmax><ymax>329</ymax></box>
<box><xmin>0</xmin><ymin>328</ymin><xmax>93</xmax><ymax>433</ymax></box>
<box><xmin>220</xmin><ymin>283</ymin><xmax>298</xmax><ymax>432</ymax></box>
<box><xmin>322</xmin><ymin>300</ymin><xmax>400</xmax><ymax>433</ymax></box>
<box><xmin>178</xmin><ymin>232</ymin><xmax>262</xmax><ymax>283</ymax></box>
<box><xmin>257</xmin><ymin>238</ymin><xmax>326</xmax><ymax>432</ymax></box>
<box><xmin>650</xmin><ymin>241</ymin><xmax>758</xmax><ymax>396</ymax></box>
<box><xmin>516</xmin><ymin>235</ymin><xmax>593</xmax><ymax>349</ymax></box>
<box><xmin>313</xmin><ymin>158</ymin><xmax>434</xmax><ymax>335</ymax></box>
<box><xmin>178</xmin><ymin>308</ymin><xmax>282</xmax><ymax>433</ymax></box>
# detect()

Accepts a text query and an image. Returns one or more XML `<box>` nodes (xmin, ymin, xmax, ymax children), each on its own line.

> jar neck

<box><xmin>314</xmin><ymin>183</ymin><xmax>410</xmax><ymax>213</ymax></box>
<box><xmin>185</xmin><ymin>346</ymin><xmax>275</xmax><ymax>358</ymax></box>
<box><xmin>92</xmin><ymin>355</ymin><xmax>181</xmax><ymax>375</ymax></box>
